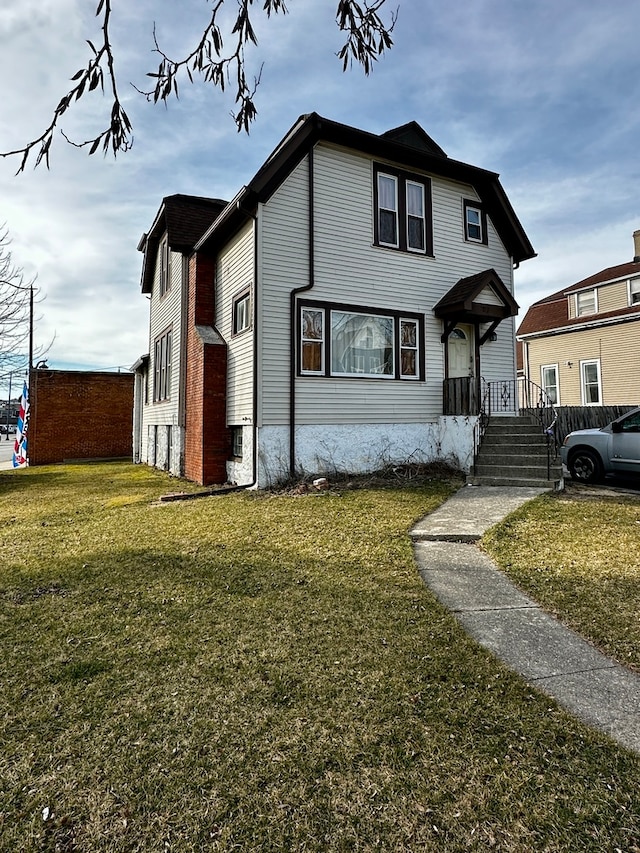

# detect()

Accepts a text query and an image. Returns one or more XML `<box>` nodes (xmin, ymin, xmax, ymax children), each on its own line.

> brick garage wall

<box><xmin>29</xmin><ymin>370</ymin><xmax>133</xmax><ymax>465</ymax></box>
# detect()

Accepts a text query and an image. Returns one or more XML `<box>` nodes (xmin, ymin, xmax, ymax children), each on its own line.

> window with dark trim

<box><xmin>232</xmin><ymin>290</ymin><xmax>251</xmax><ymax>335</ymax></box>
<box><xmin>463</xmin><ymin>199</ymin><xmax>488</xmax><ymax>245</ymax></box>
<box><xmin>153</xmin><ymin>328</ymin><xmax>172</xmax><ymax>402</ymax></box>
<box><xmin>374</xmin><ymin>165</ymin><xmax>432</xmax><ymax>255</ymax></box>
<box><xmin>159</xmin><ymin>236</ymin><xmax>171</xmax><ymax>297</ymax></box>
<box><xmin>298</xmin><ymin>301</ymin><xmax>424</xmax><ymax>380</ymax></box>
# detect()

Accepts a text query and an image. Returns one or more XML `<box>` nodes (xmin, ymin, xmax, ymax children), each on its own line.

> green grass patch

<box><xmin>482</xmin><ymin>487</ymin><xmax>640</xmax><ymax>674</ymax></box>
<box><xmin>1</xmin><ymin>463</ymin><xmax>640</xmax><ymax>851</ymax></box>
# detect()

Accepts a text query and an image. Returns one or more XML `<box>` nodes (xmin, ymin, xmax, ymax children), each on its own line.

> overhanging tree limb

<box><xmin>0</xmin><ymin>0</ymin><xmax>397</xmax><ymax>171</ymax></box>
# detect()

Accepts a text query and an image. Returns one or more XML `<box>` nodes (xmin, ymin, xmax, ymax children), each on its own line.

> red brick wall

<box><xmin>29</xmin><ymin>370</ymin><xmax>133</xmax><ymax>465</ymax></box>
<box><xmin>184</xmin><ymin>253</ymin><xmax>230</xmax><ymax>485</ymax></box>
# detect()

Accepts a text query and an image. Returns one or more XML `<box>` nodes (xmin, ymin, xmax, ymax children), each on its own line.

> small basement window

<box><xmin>231</xmin><ymin>427</ymin><xmax>243</xmax><ymax>458</ymax></box>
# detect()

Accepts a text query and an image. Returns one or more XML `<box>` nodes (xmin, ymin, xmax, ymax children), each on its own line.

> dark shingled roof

<box><xmin>139</xmin><ymin>194</ymin><xmax>227</xmax><ymax>293</ymax></box>
<box><xmin>433</xmin><ymin>268</ymin><xmax>518</xmax><ymax>320</ymax></box>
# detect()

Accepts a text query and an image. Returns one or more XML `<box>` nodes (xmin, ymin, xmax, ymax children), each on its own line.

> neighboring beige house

<box><xmin>517</xmin><ymin>230</ymin><xmax>640</xmax><ymax>407</ymax></box>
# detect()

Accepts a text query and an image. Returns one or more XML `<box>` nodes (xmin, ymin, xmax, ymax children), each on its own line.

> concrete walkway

<box><xmin>411</xmin><ymin>485</ymin><xmax>640</xmax><ymax>756</ymax></box>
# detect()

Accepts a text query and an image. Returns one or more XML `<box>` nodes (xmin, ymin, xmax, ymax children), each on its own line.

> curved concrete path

<box><xmin>411</xmin><ymin>485</ymin><xmax>640</xmax><ymax>756</ymax></box>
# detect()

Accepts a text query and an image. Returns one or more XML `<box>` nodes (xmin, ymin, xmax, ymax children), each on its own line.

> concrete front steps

<box><xmin>467</xmin><ymin>415</ymin><xmax>563</xmax><ymax>489</ymax></box>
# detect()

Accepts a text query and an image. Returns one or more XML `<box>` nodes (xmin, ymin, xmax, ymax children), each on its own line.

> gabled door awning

<box><xmin>434</xmin><ymin>268</ymin><xmax>519</xmax><ymax>342</ymax></box>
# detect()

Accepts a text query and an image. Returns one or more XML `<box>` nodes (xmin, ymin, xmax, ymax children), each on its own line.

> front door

<box><xmin>448</xmin><ymin>325</ymin><xmax>473</xmax><ymax>378</ymax></box>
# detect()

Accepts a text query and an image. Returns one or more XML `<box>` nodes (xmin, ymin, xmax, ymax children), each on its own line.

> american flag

<box><xmin>12</xmin><ymin>380</ymin><xmax>29</xmax><ymax>468</ymax></box>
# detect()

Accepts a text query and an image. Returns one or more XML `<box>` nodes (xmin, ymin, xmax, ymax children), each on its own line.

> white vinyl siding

<box><xmin>147</xmin><ymin>241</ymin><xmax>183</xmax><ymax>425</ymax></box>
<box><xmin>216</xmin><ymin>222</ymin><xmax>254</xmax><ymax>423</ymax></box>
<box><xmin>257</xmin><ymin>143</ymin><xmax>516</xmax><ymax>426</ymax></box>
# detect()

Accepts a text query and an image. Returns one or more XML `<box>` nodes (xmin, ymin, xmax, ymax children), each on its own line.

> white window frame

<box><xmin>399</xmin><ymin>318</ymin><xmax>420</xmax><ymax>379</ymax></box>
<box><xmin>406</xmin><ymin>180</ymin><xmax>426</xmax><ymax>253</ymax></box>
<box><xmin>628</xmin><ymin>278</ymin><xmax>640</xmax><ymax>306</ymax></box>
<box><xmin>377</xmin><ymin>172</ymin><xmax>399</xmax><ymax>249</ymax></box>
<box><xmin>153</xmin><ymin>328</ymin><xmax>172</xmax><ymax>402</ymax></box>
<box><xmin>580</xmin><ymin>359</ymin><xmax>602</xmax><ymax>406</ymax></box>
<box><xmin>465</xmin><ymin>204</ymin><xmax>483</xmax><ymax>242</ymax></box>
<box><xmin>159</xmin><ymin>236</ymin><xmax>171</xmax><ymax>298</ymax></box>
<box><xmin>231</xmin><ymin>426</ymin><xmax>243</xmax><ymax>458</ymax></box>
<box><xmin>232</xmin><ymin>291</ymin><xmax>251</xmax><ymax>335</ymax></box>
<box><xmin>540</xmin><ymin>363</ymin><xmax>560</xmax><ymax>405</ymax></box>
<box><xmin>576</xmin><ymin>289</ymin><xmax>597</xmax><ymax>317</ymax></box>
<box><xmin>300</xmin><ymin>307</ymin><xmax>325</xmax><ymax>375</ymax></box>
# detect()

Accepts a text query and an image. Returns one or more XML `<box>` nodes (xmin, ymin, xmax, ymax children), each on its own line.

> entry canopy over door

<box><xmin>433</xmin><ymin>268</ymin><xmax>519</xmax><ymax>345</ymax></box>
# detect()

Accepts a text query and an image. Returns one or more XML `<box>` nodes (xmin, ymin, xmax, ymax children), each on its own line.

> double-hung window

<box><xmin>580</xmin><ymin>359</ymin><xmax>601</xmax><ymax>405</ymax></box>
<box><xmin>541</xmin><ymin>364</ymin><xmax>559</xmax><ymax>405</ymax></box>
<box><xmin>374</xmin><ymin>166</ymin><xmax>431</xmax><ymax>254</ymax></box>
<box><xmin>299</xmin><ymin>302</ymin><xmax>423</xmax><ymax>380</ymax></box>
<box><xmin>153</xmin><ymin>328</ymin><xmax>172</xmax><ymax>402</ymax></box>
<box><xmin>463</xmin><ymin>200</ymin><xmax>488</xmax><ymax>244</ymax></box>
<box><xmin>159</xmin><ymin>237</ymin><xmax>171</xmax><ymax>297</ymax></box>
<box><xmin>576</xmin><ymin>289</ymin><xmax>597</xmax><ymax>317</ymax></box>
<box><xmin>232</xmin><ymin>290</ymin><xmax>251</xmax><ymax>335</ymax></box>
<box><xmin>629</xmin><ymin>278</ymin><xmax>640</xmax><ymax>306</ymax></box>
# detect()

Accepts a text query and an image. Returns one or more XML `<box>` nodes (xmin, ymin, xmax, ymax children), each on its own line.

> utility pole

<box><xmin>5</xmin><ymin>371</ymin><xmax>12</xmax><ymax>441</ymax></box>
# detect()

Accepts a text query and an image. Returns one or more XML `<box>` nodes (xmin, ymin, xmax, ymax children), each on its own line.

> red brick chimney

<box><xmin>634</xmin><ymin>229</ymin><xmax>640</xmax><ymax>263</ymax></box>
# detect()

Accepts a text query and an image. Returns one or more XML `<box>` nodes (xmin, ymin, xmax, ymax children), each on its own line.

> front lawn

<box><xmin>1</xmin><ymin>463</ymin><xmax>639</xmax><ymax>851</ymax></box>
<box><xmin>482</xmin><ymin>484</ymin><xmax>640</xmax><ymax>673</ymax></box>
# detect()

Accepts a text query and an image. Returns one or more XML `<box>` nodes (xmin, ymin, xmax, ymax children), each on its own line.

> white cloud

<box><xmin>0</xmin><ymin>0</ymin><xmax>639</xmax><ymax>388</ymax></box>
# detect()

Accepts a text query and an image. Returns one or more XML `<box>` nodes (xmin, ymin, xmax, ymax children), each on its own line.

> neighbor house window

<box><xmin>231</xmin><ymin>427</ymin><xmax>243</xmax><ymax>458</ymax></box>
<box><xmin>159</xmin><ymin>236</ymin><xmax>171</xmax><ymax>297</ymax></box>
<box><xmin>233</xmin><ymin>291</ymin><xmax>251</xmax><ymax>334</ymax></box>
<box><xmin>463</xmin><ymin>200</ymin><xmax>488</xmax><ymax>244</ymax></box>
<box><xmin>629</xmin><ymin>278</ymin><xmax>640</xmax><ymax>306</ymax></box>
<box><xmin>374</xmin><ymin>165</ymin><xmax>432</xmax><ymax>255</ymax></box>
<box><xmin>576</xmin><ymin>289</ymin><xmax>597</xmax><ymax>316</ymax></box>
<box><xmin>298</xmin><ymin>302</ymin><xmax>423</xmax><ymax>380</ymax></box>
<box><xmin>581</xmin><ymin>359</ymin><xmax>601</xmax><ymax>405</ymax></box>
<box><xmin>541</xmin><ymin>363</ymin><xmax>559</xmax><ymax>405</ymax></box>
<box><xmin>153</xmin><ymin>328</ymin><xmax>172</xmax><ymax>402</ymax></box>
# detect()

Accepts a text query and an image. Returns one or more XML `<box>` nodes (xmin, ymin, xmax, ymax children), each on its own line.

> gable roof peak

<box><xmin>380</xmin><ymin>121</ymin><xmax>448</xmax><ymax>158</ymax></box>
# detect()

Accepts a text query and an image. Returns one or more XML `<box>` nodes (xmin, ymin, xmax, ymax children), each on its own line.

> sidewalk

<box><xmin>411</xmin><ymin>485</ymin><xmax>640</xmax><ymax>756</ymax></box>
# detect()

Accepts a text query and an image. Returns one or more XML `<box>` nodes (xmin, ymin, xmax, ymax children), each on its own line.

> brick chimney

<box><xmin>634</xmin><ymin>229</ymin><xmax>640</xmax><ymax>263</ymax></box>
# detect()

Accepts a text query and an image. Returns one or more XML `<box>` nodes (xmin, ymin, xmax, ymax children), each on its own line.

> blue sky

<box><xmin>0</xmin><ymin>0</ymin><xmax>638</xmax><ymax>393</ymax></box>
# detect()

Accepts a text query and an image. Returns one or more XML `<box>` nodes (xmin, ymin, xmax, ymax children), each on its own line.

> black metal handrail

<box><xmin>474</xmin><ymin>377</ymin><xmax>559</xmax><ymax>479</ymax></box>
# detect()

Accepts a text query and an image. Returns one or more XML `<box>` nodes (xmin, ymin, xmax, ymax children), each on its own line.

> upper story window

<box><xmin>153</xmin><ymin>327</ymin><xmax>172</xmax><ymax>402</ymax></box>
<box><xmin>463</xmin><ymin>199</ymin><xmax>488</xmax><ymax>245</ymax></box>
<box><xmin>159</xmin><ymin>236</ymin><xmax>171</xmax><ymax>298</ymax></box>
<box><xmin>629</xmin><ymin>278</ymin><xmax>640</xmax><ymax>306</ymax></box>
<box><xmin>298</xmin><ymin>301</ymin><xmax>424</xmax><ymax>381</ymax></box>
<box><xmin>232</xmin><ymin>290</ymin><xmax>251</xmax><ymax>335</ymax></box>
<box><xmin>576</xmin><ymin>289</ymin><xmax>597</xmax><ymax>317</ymax></box>
<box><xmin>374</xmin><ymin>165</ymin><xmax>432</xmax><ymax>255</ymax></box>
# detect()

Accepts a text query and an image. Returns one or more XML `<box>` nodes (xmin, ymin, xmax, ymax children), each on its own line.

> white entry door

<box><xmin>448</xmin><ymin>325</ymin><xmax>473</xmax><ymax>378</ymax></box>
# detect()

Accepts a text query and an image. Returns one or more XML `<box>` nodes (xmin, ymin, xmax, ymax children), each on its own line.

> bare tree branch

<box><xmin>0</xmin><ymin>227</ymin><xmax>44</xmax><ymax>372</ymax></box>
<box><xmin>0</xmin><ymin>0</ymin><xmax>397</xmax><ymax>171</ymax></box>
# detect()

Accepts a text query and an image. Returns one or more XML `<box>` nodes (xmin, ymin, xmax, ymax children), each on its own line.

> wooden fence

<box><xmin>551</xmin><ymin>405</ymin><xmax>637</xmax><ymax>444</ymax></box>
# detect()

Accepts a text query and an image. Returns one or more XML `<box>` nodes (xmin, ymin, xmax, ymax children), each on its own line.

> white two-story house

<box><xmin>132</xmin><ymin>113</ymin><xmax>535</xmax><ymax>487</ymax></box>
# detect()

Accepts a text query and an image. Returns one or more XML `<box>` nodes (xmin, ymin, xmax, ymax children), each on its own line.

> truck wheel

<box><xmin>569</xmin><ymin>448</ymin><xmax>603</xmax><ymax>483</ymax></box>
